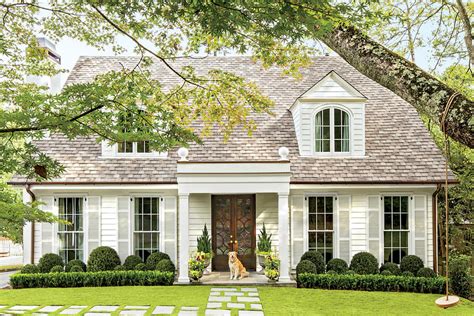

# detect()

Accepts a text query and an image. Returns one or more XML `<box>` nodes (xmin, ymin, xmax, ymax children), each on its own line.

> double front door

<box><xmin>211</xmin><ymin>195</ymin><xmax>256</xmax><ymax>271</ymax></box>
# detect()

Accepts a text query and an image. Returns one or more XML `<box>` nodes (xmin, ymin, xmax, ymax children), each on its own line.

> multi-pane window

<box><xmin>384</xmin><ymin>196</ymin><xmax>409</xmax><ymax>264</ymax></box>
<box><xmin>308</xmin><ymin>196</ymin><xmax>334</xmax><ymax>263</ymax></box>
<box><xmin>134</xmin><ymin>197</ymin><xmax>160</xmax><ymax>261</ymax></box>
<box><xmin>117</xmin><ymin>112</ymin><xmax>151</xmax><ymax>154</ymax></box>
<box><xmin>58</xmin><ymin>197</ymin><xmax>84</xmax><ymax>262</ymax></box>
<box><xmin>315</xmin><ymin>107</ymin><xmax>350</xmax><ymax>153</ymax></box>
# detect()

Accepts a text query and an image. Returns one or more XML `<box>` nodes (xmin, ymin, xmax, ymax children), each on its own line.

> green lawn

<box><xmin>0</xmin><ymin>286</ymin><xmax>472</xmax><ymax>315</ymax></box>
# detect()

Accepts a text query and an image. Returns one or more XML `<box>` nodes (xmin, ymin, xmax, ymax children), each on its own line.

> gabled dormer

<box><xmin>290</xmin><ymin>71</ymin><xmax>367</xmax><ymax>157</ymax></box>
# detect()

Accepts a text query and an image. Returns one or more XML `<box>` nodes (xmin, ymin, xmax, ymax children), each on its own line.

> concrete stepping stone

<box><xmin>181</xmin><ymin>307</ymin><xmax>199</xmax><ymax>311</ymax></box>
<box><xmin>152</xmin><ymin>306</ymin><xmax>175</xmax><ymax>314</ymax></box>
<box><xmin>84</xmin><ymin>313</ymin><xmax>111</xmax><ymax>316</ymax></box>
<box><xmin>227</xmin><ymin>303</ymin><xmax>245</xmax><ymax>309</ymax></box>
<box><xmin>124</xmin><ymin>306</ymin><xmax>150</xmax><ymax>309</ymax></box>
<box><xmin>10</xmin><ymin>306</ymin><xmax>39</xmax><ymax>311</ymax></box>
<box><xmin>0</xmin><ymin>305</ymin><xmax>7</xmax><ymax>309</ymax></box>
<box><xmin>250</xmin><ymin>304</ymin><xmax>263</xmax><ymax>310</ymax></box>
<box><xmin>241</xmin><ymin>288</ymin><xmax>258</xmax><ymax>292</ymax></box>
<box><xmin>208</xmin><ymin>296</ymin><xmax>231</xmax><ymax>302</ymax></box>
<box><xmin>38</xmin><ymin>306</ymin><xmax>63</xmax><ymax>312</ymax></box>
<box><xmin>6</xmin><ymin>311</ymin><xmax>25</xmax><ymax>315</ymax></box>
<box><xmin>178</xmin><ymin>311</ymin><xmax>197</xmax><ymax>316</ymax></box>
<box><xmin>239</xmin><ymin>311</ymin><xmax>264</xmax><ymax>316</ymax></box>
<box><xmin>211</xmin><ymin>288</ymin><xmax>236</xmax><ymax>291</ymax></box>
<box><xmin>205</xmin><ymin>310</ymin><xmax>231</xmax><ymax>316</ymax></box>
<box><xmin>70</xmin><ymin>306</ymin><xmax>87</xmax><ymax>308</ymax></box>
<box><xmin>237</xmin><ymin>297</ymin><xmax>260</xmax><ymax>303</ymax></box>
<box><xmin>207</xmin><ymin>303</ymin><xmax>222</xmax><ymax>309</ymax></box>
<box><xmin>61</xmin><ymin>308</ymin><xmax>85</xmax><ymax>315</ymax></box>
<box><xmin>89</xmin><ymin>306</ymin><xmax>119</xmax><ymax>312</ymax></box>
<box><xmin>120</xmin><ymin>310</ymin><xmax>147</xmax><ymax>315</ymax></box>
<box><xmin>224</xmin><ymin>292</ymin><xmax>244</xmax><ymax>296</ymax></box>
<box><xmin>248</xmin><ymin>292</ymin><xmax>259</xmax><ymax>297</ymax></box>
<box><xmin>210</xmin><ymin>292</ymin><xmax>221</xmax><ymax>296</ymax></box>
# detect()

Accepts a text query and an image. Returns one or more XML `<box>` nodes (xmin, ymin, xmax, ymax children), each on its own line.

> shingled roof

<box><xmin>12</xmin><ymin>55</ymin><xmax>454</xmax><ymax>184</ymax></box>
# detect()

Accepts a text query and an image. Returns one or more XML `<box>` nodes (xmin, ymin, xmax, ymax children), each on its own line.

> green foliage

<box><xmin>402</xmin><ymin>271</ymin><xmax>414</xmax><ymax>277</ymax></box>
<box><xmin>326</xmin><ymin>258</ymin><xmax>348</xmax><ymax>274</ymax></box>
<box><xmin>20</xmin><ymin>264</ymin><xmax>39</xmax><ymax>274</ymax></box>
<box><xmin>146</xmin><ymin>252</ymin><xmax>170</xmax><ymax>271</ymax></box>
<box><xmin>123</xmin><ymin>255</ymin><xmax>142</xmax><ymax>270</ymax></box>
<box><xmin>197</xmin><ymin>224</ymin><xmax>211</xmax><ymax>254</ymax></box>
<box><xmin>400</xmin><ymin>255</ymin><xmax>424</xmax><ymax>275</ymax></box>
<box><xmin>257</xmin><ymin>223</ymin><xmax>272</xmax><ymax>253</ymax></box>
<box><xmin>134</xmin><ymin>263</ymin><xmax>147</xmax><ymax>271</ymax></box>
<box><xmin>69</xmin><ymin>265</ymin><xmax>83</xmax><ymax>273</ymax></box>
<box><xmin>156</xmin><ymin>259</ymin><xmax>175</xmax><ymax>274</ymax></box>
<box><xmin>296</xmin><ymin>260</ymin><xmax>316</xmax><ymax>278</ymax></box>
<box><xmin>380</xmin><ymin>263</ymin><xmax>401</xmax><ymax>276</ymax></box>
<box><xmin>350</xmin><ymin>252</ymin><xmax>378</xmax><ymax>275</ymax></box>
<box><xmin>416</xmin><ymin>268</ymin><xmax>436</xmax><ymax>278</ymax></box>
<box><xmin>449</xmin><ymin>254</ymin><xmax>472</xmax><ymax>299</ymax></box>
<box><xmin>300</xmin><ymin>251</ymin><xmax>325</xmax><ymax>274</ymax></box>
<box><xmin>38</xmin><ymin>253</ymin><xmax>64</xmax><ymax>273</ymax></box>
<box><xmin>87</xmin><ymin>246</ymin><xmax>121</xmax><ymax>272</ymax></box>
<box><xmin>345</xmin><ymin>270</ymin><xmax>355</xmax><ymax>275</ymax></box>
<box><xmin>65</xmin><ymin>259</ymin><xmax>86</xmax><ymax>273</ymax></box>
<box><xmin>50</xmin><ymin>265</ymin><xmax>63</xmax><ymax>273</ymax></box>
<box><xmin>10</xmin><ymin>270</ymin><xmax>174</xmax><ymax>288</ymax></box>
<box><xmin>297</xmin><ymin>273</ymin><xmax>445</xmax><ymax>293</ymax></box>
<box><xmin>114</xmin><ymin>265</ymin><xmax>126</xmax><ymax>271</ymax></box>
<box><xmin>381</xmin><ymin>270</ymin><xmax>392</xmax><ymax>276</ymax></box>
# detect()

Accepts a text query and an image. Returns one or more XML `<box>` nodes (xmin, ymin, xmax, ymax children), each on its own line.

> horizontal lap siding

<box><xmin>256</xmin><ymin>193</ymin><xmax>279</xmax><ymax>249</ymax></box>
<box><xmin>350</xmin><ymin>194</ymin><xmax>367</xmax><ymax>256</ymax></box>
<box><xmin>188</xmin><ymin>194</ymin><xmax>211</xmax><ymax>252</ymax></box>
<box><xmin>427</xmin><ymin>197</ymin><xmax>434</xmax><ymax>269</ymax></box>
<box><xmin>101</xmin><ymin>196</ymin><xmax>118</xmax><ymax>249</ymax></box>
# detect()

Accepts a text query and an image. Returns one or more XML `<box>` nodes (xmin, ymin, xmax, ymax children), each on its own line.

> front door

<box><xmin>211</xmin><ymin>195</ymin><xmax>256</xmax><ymax>271</ymax></box>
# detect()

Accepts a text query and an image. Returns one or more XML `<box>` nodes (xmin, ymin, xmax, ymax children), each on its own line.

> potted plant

<box><xmin>256</xmin><ymin>223</ymin><xmax>272</xmax><ymax>272</ymax></box>
<box><xmin>188</xmin><ymin>254</ymin><xmax>206</xmax><ymax>282</ymax></box>
<box><xmin>264</xmin><ymin>253</ymin><xmax>280</xmax><ymax>282</ymax></box>
<box><xmin>197</xmin><ymin>224</ymin><xmax>213</xmax><ymax>274</ymax></box>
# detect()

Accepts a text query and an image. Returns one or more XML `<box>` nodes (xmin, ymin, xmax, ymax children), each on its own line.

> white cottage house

<box><xmin>10</xmin><ymin>56</ymin><xmax>455</xmax><ymax>283</ymax></box>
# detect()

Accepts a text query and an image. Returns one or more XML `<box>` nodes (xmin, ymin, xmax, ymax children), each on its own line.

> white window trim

<box><xmin>303</xmin><ymin>194</ymin><xmax>339</xmax><ymax>260</ymax></box>
<box><xmin>311</xmin><ymin>104</ymin><xmax>353</xmax><ymax>157</ymax></box>
<box><xmin>114</xmin><ymin>143</ymin><xmax>168</xmax><ymax>158</ymax></box>
<box><xmin>129</xmin><ymin>195</ymin><xmax>165</xmax><ymax>258</ymax></box>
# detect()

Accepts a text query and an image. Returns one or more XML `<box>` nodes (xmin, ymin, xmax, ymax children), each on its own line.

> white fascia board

<box><xmin>177</xmin><ymin>162</ymin><xmax>291</xmax><ymax>174</ymax></box>
<box><xmin>290</xmin><ymin>184</ymin><xmax>438</xmax><ymax>190</ymax></box>
<box><xmin>179</xmin><ymin>180</ymin><xmax>290</xmax><ymax>194</ymax></box>
<box><xmin>23</xmin><ymin>184</ymin><xmax>179</xmax><ymax>191</ymax></box>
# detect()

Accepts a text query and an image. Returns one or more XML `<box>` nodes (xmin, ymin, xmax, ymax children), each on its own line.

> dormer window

<box><xmin>315</xmin><ymin>107</ymin><xmax>350</xmax><ymax>154</ymax></box>
<box><xmin>117</xmin><ymin>112</ymin><xmax>151</xmax><ymax>154</ymax></box>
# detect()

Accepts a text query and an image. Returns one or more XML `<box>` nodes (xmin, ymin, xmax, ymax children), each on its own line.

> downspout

<box><xmin>25</xmin><ymin>184</ymin><xmax>36</xmax><ymax>264</ymax></box>
<box><xmin>433</xmin><ymin>184</ymin><xmax>442</xmax><ymax>274</ymax></box>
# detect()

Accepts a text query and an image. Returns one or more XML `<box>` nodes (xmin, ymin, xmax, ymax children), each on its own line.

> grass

<box><xmin>0</xmin><ymin>286</ymin><xmax>472</xmax><ymax>315</ymax></box>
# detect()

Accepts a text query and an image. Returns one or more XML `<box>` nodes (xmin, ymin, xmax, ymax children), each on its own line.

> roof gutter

<box><xmin>432</xmin><ymin>184</ymin><xmax>442</xmax><ymax>273</ymax></box>
<box><xmin>25</xmin><ymin>184</ymin><xmax>36</xmax><ymax>264</ymax></box>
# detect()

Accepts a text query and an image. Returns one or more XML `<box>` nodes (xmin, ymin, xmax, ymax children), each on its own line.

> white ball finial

<box><xmin>278</xmin><ymin>147</ymin><xmax>289</xmax><ymax>160</ymax></box>
<box><xmin>177</xmin><ymin>147</ymin><xmax>189</xmax><ymax>161</ymax></box>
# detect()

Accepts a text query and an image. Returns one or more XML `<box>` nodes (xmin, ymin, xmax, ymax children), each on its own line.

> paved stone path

<box><xmin>0</xmin><ymin>287</ymin><xmax>265</xmax><ymax>315</ymax></box>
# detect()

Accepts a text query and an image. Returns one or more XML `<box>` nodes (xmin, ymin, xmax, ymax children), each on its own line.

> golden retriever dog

<box><xmin>228</xmin><ymin>251</ymin><xmax>249</xmax><ymax>280</ymax></box>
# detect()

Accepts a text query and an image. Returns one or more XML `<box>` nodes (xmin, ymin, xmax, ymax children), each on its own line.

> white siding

<box><xmin>101</xmin><ymin>196</ymin><xmax>118</xmax><ymax>249</ymax></box>
<box><xmin>305</xmin><ymin>76</ymin><xmax>356</xmax><ymax>98</ymax></box>
<box><xmin>188</xmin><ymin>194</ymin><xmax>211</xmax><ymax>252</ymax></box>
<box><xmin>256</xmin><ymin>193</ymin><xmax>279</xmax><ymax>250</ymax></box>
<box><xmin>350</xmin><ymin>194</ymin><xmax>368</xmax><ymax>256</ymax></box>
<box><xmin>427</xmin><ymin>197</ymin><xmax>434</xmax><ymax>269</ymax></box>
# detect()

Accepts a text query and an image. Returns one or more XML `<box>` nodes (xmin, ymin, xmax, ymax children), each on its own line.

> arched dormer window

<box><xmin>315</xmin><ymin>107</ymin><xmax>350</xmax><ymax>153</ymax></box>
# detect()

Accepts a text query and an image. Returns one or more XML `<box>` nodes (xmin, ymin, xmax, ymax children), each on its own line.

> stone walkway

<box><xmin>0</xmin><ymin>287</ymin><xmax>264</xmax><ymax>315</ymax></box>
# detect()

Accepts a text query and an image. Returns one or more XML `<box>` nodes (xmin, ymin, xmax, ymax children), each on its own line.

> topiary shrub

<box><xmin>345</xmin><ymin>270</ymin><xmax>355</xmax><ymax>275</ymax></box>
<box><xmin>69</xmin><ymin>265</ymin><xmax>83</xmax><ymax>273</ymax></box>
<box><xmin>380</xmin><ymin>262</ymin><xmax>401</xmax><ymax>276</ymax></box>
<box><xmin>156</xmin><ymin>259</ymin><xmax>175</xmax><ymax>274</ymax></box>
<box><xmin>380</xmin><ymin>270</ymin><xmax>392</xmax><ymax>276</ymax></box>
<box><xmin>300</xmin><ymin>251</ymin><xmax>325</xmax><ymax>274</ymax></box>
<box><xmin>123</xmin><ymin>255</ymin><xmax>142</xmax><ymax>270</ymax></box>
<box><xmin>20</xmin><ymin>264</ymin><xmax>39</xmax><ymax>274</ymax></box>
<box><xmin>402</xmin><ymin>271</ymin><xmax>414</xmax><ymax>277</ymax></box>
<box><xmin>65</xmin><ymin>259</ymin><xmax>86</xmax><ymax>272</ymax></box>
<box><xmin>326</xmin><ymin>258</ymin><xmax>348</xmax><ymax>274</ymax></box>
<box><xmin>350</xmin><ymin>252</ymin><xmax>378</xmax><ymax>275</ymax></box>
<box><xmin>50</xmin><ymin>265</ymin><xmax>63</xmax><ymax>273</ymax></box>
<box><xmin>326</xmin><ymin>270</ymin><xmax>337</xmax><ymax>274</ymax></box>
<box><xmin>135</xmin><ymin>263</ymin><xmax>147</xmax><ymax>271</ymax></box>
<box><xmin>146</xmin><ymin>252</ymin><xmax>170</xmax><ymax>270</ymax></box>
<box><xmin>38</xmin><ymin>253</ymin><xmax>64</xmax><ymax>273</ymax></box>
<box><xmin>296</xmin><ymin>260</ymin><xmax>317</xmax><ymax>278</ymax></box>
<box><xmin>417</xmin><ymin>267</ymin><xmax>436</xmax><ymax>278</ymax></box>
<box><xmin>400</xmin><ymin>255</ymin><xmax>424</xmax><ymax>275</ymax></box>
<box><xmin>114</xmin><ymin>265</ymin><xmax>126</xmax><ymax>271</ymax></box>
<box><xmin>87</xmin><ymin>246</ymin><xmax>121</xmax><ymax>272</ymax></box>
<box><xmin>449</xmin><ymin>254</ymin><xmax>472</xmax><ymax>299</ymax></box>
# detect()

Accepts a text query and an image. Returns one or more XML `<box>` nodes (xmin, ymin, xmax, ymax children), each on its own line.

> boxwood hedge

<box><xmin>10</xmin><ymin>270</ymin><xmax>174</xmax><ymax>289</ymax></box>
<box><xmin>297</xmin><ymin>273</ymin><xmax>444</xmax><ymax>294</ymax></box>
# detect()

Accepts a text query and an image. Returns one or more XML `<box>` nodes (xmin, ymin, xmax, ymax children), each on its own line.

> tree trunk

<box><xmin>319</xmin><ymin>25</ymin><xmax>474</xmax><ymax>148</ymax></box>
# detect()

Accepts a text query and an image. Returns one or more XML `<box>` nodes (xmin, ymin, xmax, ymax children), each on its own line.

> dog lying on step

<box><xmin>228</xmin><ymin>251</ymin><xmax>249</xmax><ymax>280</ymax></box>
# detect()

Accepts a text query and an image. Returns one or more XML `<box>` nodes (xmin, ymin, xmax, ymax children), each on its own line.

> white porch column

<box><xmin>178</xmin><ymin>194</ymin><xmax>190</xmax><ymax>283</ymax></box>
<box><xmin>278</xmin><ymin>192</ymin><xmax>291</xmax><ymax>282</ymax></box>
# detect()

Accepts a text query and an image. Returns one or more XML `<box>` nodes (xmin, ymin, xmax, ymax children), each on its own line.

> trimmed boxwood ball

<box><xmin>69</xmin><ymin>265</ymin><xmax>83</xmax><ymax>272</ymax></box>
<box><xmin>65</xmin><ymin>259</ymin><xmax>86</xmax><ymax>272</ymax></box>
<box><xmin>20</xmin><ymin>264</ymin><xmax>39</xmax><ymax>274</ymax></box>
<box><xmin>156</xmin><ymin>259</ymin><xmax>175</xmax><ymax>273</ymax></box>
<box><xmin>381</xmin><ymin>270</ymin><xmax>392</xmax><ymax>276</ymax></box>
<box><xmin>38</xmin><ymin>253</ymin><xmax>64</xmax><ymax>273</ymax></box>
<box><xmin>417</xmin><ymin>267</ymin><xmax>436</xmax><ymax>278</ymax></box>
<box><xmin>296</xmin><ymin>260</ymin><xmax>317</xmax><ymax>277</ymax></box>
<box><xmin>300</xmin><ymin>251</ymin><xmax>325</xmax><ymax>274</ymax></box>
<box><xmin>400</xmin><ymin>255</ymin><xmax>424</xmax><ymax>275</ymax></box>
<box><xmin>350</xmin><ymin>252</ymin><xmax>378</xmax><ymax>275</ymax></box>
<box><xmin>402</xmin><ymin>271</ymin><xmax>414</xmax><ymax>277</ymax></box>
<box><xmin>380</xmin><ymin>262</ymin><xmax>401</xmax><ymax>276</ymax></box>
<box><xmin>50</xmin><ymin>265</ymin><xmax>63</xmax><ymax>273</ymax></box>
<box><xmin>326</xmin><ymin>258</ymin><xmax>348</xmax><ymax>274</ymax></box>
<box><xmin>87</xmin><ymin>246</ymin><xmax>121</xmax><ymax>272</ymax></box>
<box><xmin>326</xmin><ymin>270</ymin><xmax>337</xmax><ymax>274</ymax></box>
<box><xmin>345</xmin><ymin>270</ymin><xmax>355</xmax><ymax>275</ymax></box>
<box><xmin>114</xmin><ymin>265</ymin><xmax>126</xmax><ymax>271</ymax></box>
<box><xmin>135</xmin><ymin>263</ymin><xmax>147</xmax><ymax>271</ymax></box>
<box><xmin>146</xmin><ymin>252</ymin><xmax>170</xmax><ymax>270</ymax></box>
<box><xmin>124</xmin><ymin>255</ymin><xmax>142</xmax><ymax>270</ymax></box>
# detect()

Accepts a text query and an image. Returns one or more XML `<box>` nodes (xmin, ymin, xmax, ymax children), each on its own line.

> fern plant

<box><xmin>197</xmin><ymin>224</ymin><xmax>212</xmax><ymax>255</ymax></box>
<box><xmin>257</xmin><ymin>223</ymin><xmax>272</xmax><ymax>254</ymax></box>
